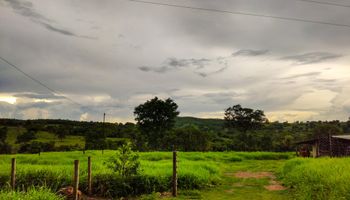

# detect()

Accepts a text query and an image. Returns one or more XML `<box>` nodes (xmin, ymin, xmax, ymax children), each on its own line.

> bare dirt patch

<box><xmin>234</xmin><ymin>171</ymin><xmax>286</xmax><ymax>191</ymax></box>
<box><xmin>233</xmin><ymin>182</ymin><xmax>244</xmax><ymax>187</ymax></box>
<box><xmin>264</xmin><ymin>184</ymin><xmax>286</xmax><ymax>191</ymax></box>
<box><xmin>225</xmin><ymin>189</ymin><xmax>234</xmax><ymax>193</ymax></box>
<box><xmin>234</xmin><ymin>171</ymin><xmax>274</xmax><ymax>179</ymax></box>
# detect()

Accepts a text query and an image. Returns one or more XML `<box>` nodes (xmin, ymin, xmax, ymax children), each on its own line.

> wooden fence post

<box><xmin>73</xmin><ymin>160</ymin><xmax>80</xmax><ymax>200</ymax></box>
<box><xmin>11</xmin><ymin>158</ymin><xmax>16</xmax><ymax>190</ymax></box>
<box><xmin>88</xmin><ymin>156</ymin><xmax>92</xmax><ymax>195</ymax></box>
<box><xmin>172</xmin><ymin>151</ymin><xmax>177</xmax><ymax>197</ymax></box>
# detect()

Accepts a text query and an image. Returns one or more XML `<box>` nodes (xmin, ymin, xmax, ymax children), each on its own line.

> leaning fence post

<box><xmin>88</xmin><ymin>156</ymin><xmax>92</xmax><ymax>195</ymax></box>
<box><xmin>73</xmin><ymin>160</ymin><xmax>80</xmax><ymax>200</ymax></box>
<box><xmin>172</xmin><ymin>150</ymin><xmax>177</xmax><ymax>197</ymax></box>
<box><xmin>11</xmin><ymin>158</ymin><xmax>16</xmax><ymax>190</ymax></box>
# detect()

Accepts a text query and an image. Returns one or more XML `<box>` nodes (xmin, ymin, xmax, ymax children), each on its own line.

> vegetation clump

<box><xmin>282</xmin><ymin>158</ymin><xmax>350</xmax><ymax>200</ymax></box>
<box><xmin>106</xmin><ymin>142</ymin><xmax>140</xmax><ymax>178</ymax></box>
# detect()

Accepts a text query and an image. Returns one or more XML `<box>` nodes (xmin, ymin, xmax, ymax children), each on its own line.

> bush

<box><xmin>106</xmin><ymin>142</ymin><xmax>140</xmax><ymax>178</ymax></box>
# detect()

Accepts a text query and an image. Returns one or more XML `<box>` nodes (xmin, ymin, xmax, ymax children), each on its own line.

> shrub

<box><xmin>106</xmin><ymin>142</ymin><xmax>140</xmax><ymax>178</ymax></box>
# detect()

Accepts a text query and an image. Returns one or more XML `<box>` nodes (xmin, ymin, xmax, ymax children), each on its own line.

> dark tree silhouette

<box><xmin>224</xmin><ymin>104</ymin><xmax>267</xmax><ymax>133</ymax></box>
<box><xmin>134</xmin><ymin>97</ymin><xmax>179</xmax><ymax>149</ymax></box>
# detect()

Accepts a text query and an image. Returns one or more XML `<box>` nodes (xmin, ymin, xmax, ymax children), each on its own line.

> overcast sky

<box><xmin>0</xmin><ymin>0</ymin><xmax>350</xmax><ymax>122</ymax></box>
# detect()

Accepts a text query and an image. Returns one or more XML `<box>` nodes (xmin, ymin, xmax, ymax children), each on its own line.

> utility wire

<box><xmin>0</xmin><ymin>56</ymin><xmax>83</xmax><ymax>107</ymax></box>
<box><xmin>297</xmin><ymin>0</ymin><xmax>350</xmax><ymax>8</ymax></box>
<box><xmin>126</xmin><ymin>0</ymin><xmax>350</xmax><ymax>29</ymax></box>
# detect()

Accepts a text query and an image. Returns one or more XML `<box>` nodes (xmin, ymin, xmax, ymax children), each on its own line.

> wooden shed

<box><xmin>296</xmin><ymin>135</ymin><xmax>350</xmax><ymax>158</ymax></box>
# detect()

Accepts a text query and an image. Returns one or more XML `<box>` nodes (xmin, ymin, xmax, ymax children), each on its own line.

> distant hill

<box><xmin>175</xmin><ymin>116</ymin><xmax>224</xmax><ymax>131</ymax></box>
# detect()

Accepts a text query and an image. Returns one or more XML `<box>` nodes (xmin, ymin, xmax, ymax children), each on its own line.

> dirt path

<box><xmin>233</xmin><ymin>171</ymin><xmax>286</xmax><ymax>191</ymax></box>
<box><xmin>155</xmin><ymin>160</ymin><xmax>292</xmax><ymax>200</ymax></box>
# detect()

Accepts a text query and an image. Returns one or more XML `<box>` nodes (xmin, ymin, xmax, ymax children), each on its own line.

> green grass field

<box><xmin>0</xmin><ymin>151</ymin><xmax>292</xmax><ymax>199</ymax></box>
<box><xmin>1</xmin><ymin>151</ymin><xmax>349</xmax><ymax>200</ymax></box>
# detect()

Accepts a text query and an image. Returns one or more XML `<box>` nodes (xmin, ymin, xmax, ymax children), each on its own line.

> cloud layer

<box><xmin>0</xmin><ymin>0</ymin><xmax>350</xmax><ymax>122</ymax></box>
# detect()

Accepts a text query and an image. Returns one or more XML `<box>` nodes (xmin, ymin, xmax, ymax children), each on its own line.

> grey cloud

<box><xmin>139</xmin><ymin>57</ymin><xmax>213</xmax><ymax>73</ymax></box>
<box><xmin>39</xmin><ymin>22</ymin><xmax>77</xmax><ymax>37</ymax></box>
<box><xmin>281</xmin><ymin>72</ymin><xmax>321</xmax><ymax>80</ymax></box>
<box><xmin>4</xmin><ymin>0</ymin><xmax>50</xmax><ymax>22</ymax></box>
<box><xmin>232</xmin><ymin>49</ymin><xmax>269</xmax><ymax>57</ymax></box>
<box><xmin>314</xmin><ymin>79</ymin><xmax>337</xmax><ymax>83</ymax></box>
<box><xmin>138</xmin><ymin>56</ymin><xmax>228</xmax><ymax>77</ymax></box>
<box><xmin>281</xmin><ymin>52</ymin><xmax>342</xmax><ymax>65</ymax></box>
<box><xmin>39</xmin><ymin>21</ymin><xmax>97</xmax><ymax>40</ymax></box>
<box><xmin>4</xmin><ymin>0</ymin><xmax>94</xmax><ymax>39</ymax></box>
<box><xmin>203</xmin><ymin>92</ymin><xmax>241</xmax><ymax>105</ymax></box>
<box><xmin>1</xmin><ymin>0</ymin><xmax>350</xmax><ymax>122</ymax></box>
<box><xmin>14</xmin><ymin>93</ymin><xmax>65</xmax><ymax>100</ymax></box>
<box><xmin>195</xmin><ymin>66</ymin><xmax>229</xmax><ymax>78</ymax></box>
<box><xmin>138</xmin><ymin>66</ymin><xmax>152</xmax><ymax>72</ymax></box>
<box><xmin>17</xmin><ymin>101</ymin><xmax>59</xmax><ymax>110</ymax></box>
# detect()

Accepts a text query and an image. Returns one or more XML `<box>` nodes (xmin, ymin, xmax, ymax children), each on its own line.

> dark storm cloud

<box><xmin>4</xmin><ymin>0</ymin><xmax>94</xmax><ymax>39</ymax></box>
<box><xmin>281</xmin><ymin>52</ymin><xmax>342</xmax><ymax>65</ymax></box>
<box><xmin>232</xmin><ymin>49</ymin><xmax>269</xmax><ymax>57</ymax></box>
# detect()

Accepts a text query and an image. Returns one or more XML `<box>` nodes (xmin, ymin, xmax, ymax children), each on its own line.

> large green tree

<box><xmin>134</xmin><ymin>97</ymin><xmax>179</xmax><ymax>149</ymax></box>
<box><xmin>224</xmin><ymin>104</ymin><xmax>267</xmax><ymax>133</ymax></box>
<box><xmin>224</xmin><ymin>104</ymin><xmax>267</xmax><ymax>150</ymax></box>
<box><xmin>163</xmin><ymin>125</ymin><xmax>211</xmax><ymax>151</ymax></box>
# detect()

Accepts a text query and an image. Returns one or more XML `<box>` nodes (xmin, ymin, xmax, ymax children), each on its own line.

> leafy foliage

<box><xmin>107</xmin><ymin>142</ymin><xmax>140</xmax><ymax>178</ymax></box>
<box><xmin>163</xmin><ymin>125</ymin><xmax>212</xmax><ymax>151</ymax></box>
<box><xmin>134</xmin><ymin>97</ymin><xmax>179</xmax><ymax>149</ymax></box>
<box><xmin>312</xmin><ymin>124</ymin><xmax>343</xmax><ymax>137</ymax></box>
<box><xmin>224</xmin><ymin>104</ymin><xmax>267</xmax><ymax>132</ymax></box>
<box><xmin>16</xmin><ymin>130</ymin><xmax>37</xmax><ymax>144</ymax></box>
<box><xmin>1</xmin><ymin>113</ymin><xmax>350</xmax><ymax>153</ymax></box>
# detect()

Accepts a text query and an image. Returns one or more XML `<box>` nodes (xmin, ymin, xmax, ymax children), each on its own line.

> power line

<box><xmin>0</xmin><ymin>56</ymin><xmax>83</xmax><ymax>107</ymax></box>
<box><xmin>126</xmin><ymin>0</ymin><xmax>350</xmax><ymax>29</ymax></box>
<box><xmin>297</xmin><ymin>0</ymin><xmax>350</xmax><ymax>8</ymax></box>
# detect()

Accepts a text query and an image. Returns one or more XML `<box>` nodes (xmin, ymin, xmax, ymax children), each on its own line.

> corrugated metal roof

<box><xmin>332</xmin><ymin>135</ymin><xmax>350</xmax><ymax>140</ymax></box>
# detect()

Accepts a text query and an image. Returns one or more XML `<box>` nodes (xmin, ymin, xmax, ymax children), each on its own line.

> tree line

<box><xmin>1</xmin><ymin>96</ymin><xmax>350</xmax><ymax>153</ymax></box>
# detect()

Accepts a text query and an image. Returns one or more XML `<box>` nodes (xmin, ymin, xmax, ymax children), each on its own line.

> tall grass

<box><xmin>0</xmin><ymin>187</ymin><xmax>63</xmax><ymax>200</ymax></box>
<box><xmin>0</xmin><ymin>151</ymin><xmax>290</xmax><ymax>198</ymax></box>
<box><xmin>281</xmin><ymin>157</ymin><xmax>350</xmax><ymax>200</ymax></box>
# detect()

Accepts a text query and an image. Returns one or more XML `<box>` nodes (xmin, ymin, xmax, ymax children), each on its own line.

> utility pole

<box><xmin>102</xmin><ymin>113</ymin><xmax>106</xmax><ymax>154</ymax></box>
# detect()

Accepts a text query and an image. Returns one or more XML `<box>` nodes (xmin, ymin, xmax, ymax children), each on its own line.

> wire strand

<box><xmin>127</xmin><ymin>0</ymin><xmax>350</xmax><ymax>29</ymax></box>
<box><xmin>0</xmin><ymin>56</ymin><xmax>83</xmax><ymax>107</ymax></box>
<box><xmin>297</xmin><ymin>0</ymin><xmax>350</xmax><ymax>8</ymax></box>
